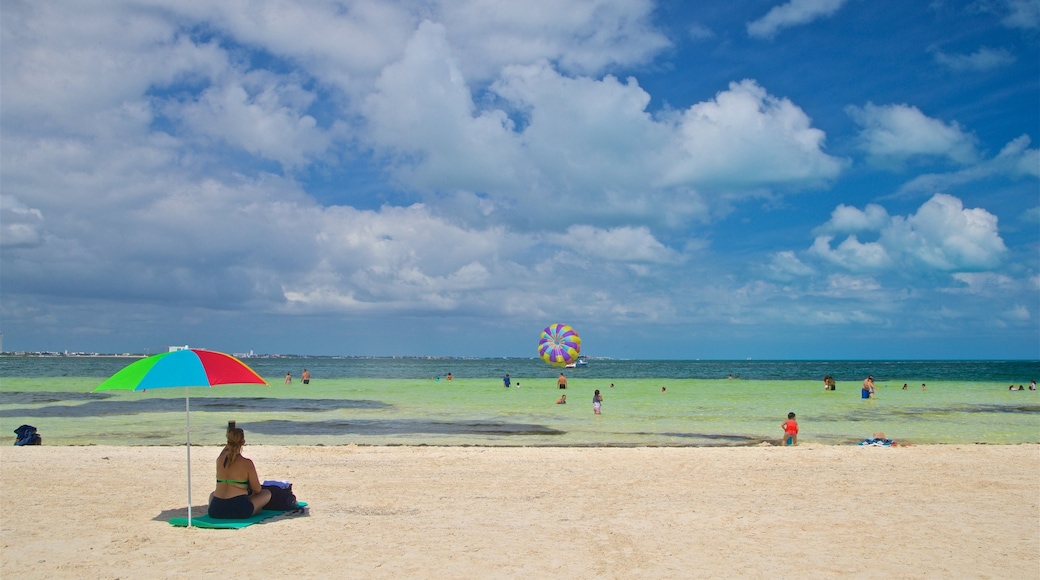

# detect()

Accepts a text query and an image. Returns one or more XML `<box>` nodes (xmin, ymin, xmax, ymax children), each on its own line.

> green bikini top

<box><xmin>216</xmin><ymin>478</ymin><xmax>249</xmax><ymax>485</ymax></box>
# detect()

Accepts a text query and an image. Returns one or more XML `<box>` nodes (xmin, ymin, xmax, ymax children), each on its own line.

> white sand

<box><xmin>1</xmin><ymin>444</ymin><xmax>1037</xmax><ymax>579</ymax></box>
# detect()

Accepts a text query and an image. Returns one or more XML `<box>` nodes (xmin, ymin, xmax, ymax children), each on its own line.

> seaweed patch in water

<box><xmin>893</xmin><ymin>404</ymin><xmax>1040</xmax><ymax>417</ymax></box>
<box><xmin>653</xmin><ymin>432</ymin><xmax>772</xmax><ymax>446</ymax></box>
<box><xmin>0</xmin><ymin>391</ymin><xmax>114</xmax><ymax>404</ymax></box>
<box><xmin>0</xmin><ymin>397</ymin><xmax>392</xmax><ymax>418</ymax></box>
<box><xmin>247</xmin><ymin>419</ymin><xmax>565</xmax><ymax>436</ymax></box>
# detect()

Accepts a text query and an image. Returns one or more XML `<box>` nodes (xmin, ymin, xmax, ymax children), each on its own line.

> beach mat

<box><xmin>169</xmin><ymin>502</ymin><xmax>307</xmax><ymax>528</ymax></box>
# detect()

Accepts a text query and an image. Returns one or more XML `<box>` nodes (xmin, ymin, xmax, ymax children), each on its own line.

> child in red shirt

<box><xmin>781</xmin><ymin>412</ymin><xmax>798</xmax><ymax>446</ymax></box>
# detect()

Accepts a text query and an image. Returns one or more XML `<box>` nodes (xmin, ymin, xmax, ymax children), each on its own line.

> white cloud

<box><xmin>951</xmin><ymin>272</ymin><xmax>1017</xmax><ymax>294</ymax></box>
<box><xmin>435</xmin><ymin>0</ymin><xmax>670</xmax><ymax>79</ymax></box>
<box><xmin>765</xmin><ymin>250</ymin><xmax>815</xmax><ymax>281</ymax></box>
<box><xmin>545</xmin><ymin>225</ymin><xmax>682</xmax><ymax>264</ymax></box>
<box><xmin>847</xmin><ymin>103</ymin><xmax>979</xmax><ymax>167</ymax></box>
<box><xmin>1003</xmin><ymin>0</ymin><xmax>1040</xmax><ymax>29</ymax></box>
<box><xmin>931</xmin><ymin>46</ymin><xmax>1015</xmax><ymax>72</ymax></box>
<box><xmin>897</xmin><ymin>134</ymin><xmax>1039</xmax><ymax>195</ymax></box>
<box><xmin>0</xmin><ymin>195</ymin><xmax>45</xmax><ymax>249</ymax></box>
<box><xmin>155</xmin><ymin>0</ymin><xmax>669</xmax><ymax>97</ymax></box>
<box><xmin>2</xmin><ymin>0</ymin><xmax>1034</xmax><ymax>357</ymax></box>
<box><xmin>809</xmin><ymin>194</ymin><xmax>1006</xmax><ymax>272</ymax></box>
<box><xmin>813</xmin><ymin>203</ymin><xmax>890</xmax><ymax>235</ymax></box>
<box><xmin>1001</xmin><ymin>304</ymin><xmax>1031</xmax><ymax>321</ymax></box>
<box><xmin>174</xmin><ymin>74</ymin><xmax>333</xmax><ymax>167</ymax></box>
<box><xmin>490</xmin><ymin>61</ymin><xmax>674</xmax><ymax>194</ymax></box>
<box><xmin>825</xmin><ymin>273</ymin><xmax>883</xmax><ymax>294</ymax></box>
<box><xmin>899</xmin><ymin>194</ymin><xmax>1006</xmax><ymax>270</ymax></box>
<box><xmin>663</xmin><ymin>80</ymin><xmax>846</xmax><ymax>187</ymax></box>
<box><xmin>747</xmin><ymin>0</ymin><xmax>848</xmax><ymax>39</ymax></box>
<box><xmin>0</xmin><ymin>2</ymin><xmax>229</xmax><ymax>135</ymax></box>
<box><xmin>153</xmin><ymin>0</ymin><xmax>420</xmax><ymax>98</ymax></box>
<box><xmin>810</xmin><ymin>235</ymin><xmax>894</xmax><ymax>271</ymax></box>
<box><xmin>362</xmin><ymin>21</ymin><xmax>526</xmax><ymax>195</ymax></box>
<box><xmin>364</xmin><ymin>32</ymin><xmax>843</xmax><ymax>227</ymax></box>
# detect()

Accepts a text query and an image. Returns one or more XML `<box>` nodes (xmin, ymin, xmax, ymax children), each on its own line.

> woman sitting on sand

<box><xmin>208</xmin><ymin>427</ymin><xmax>271</xmax><ymax>519</ymax></box>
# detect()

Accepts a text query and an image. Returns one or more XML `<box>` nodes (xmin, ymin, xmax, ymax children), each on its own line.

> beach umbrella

<box><xmin>94</xmin><ymin>349</ymin><xmax>267</xmax><ymax>527</ymax></box>
<box><xmin>538</xmin><ymin>323</ymin><xmax>581</xmax><ymax>367</ymax></box>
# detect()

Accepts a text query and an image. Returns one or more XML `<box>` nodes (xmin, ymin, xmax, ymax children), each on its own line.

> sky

<box><xmin>1</xmin><ymin>0</ymin><xmax>1038</xmax><ymax>360</ymax></box>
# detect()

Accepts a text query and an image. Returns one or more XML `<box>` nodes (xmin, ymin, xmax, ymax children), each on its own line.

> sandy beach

<box><xmin>1</xmin><ymin>444</ymin><xmax>1037</xmax><ymax>579</ymax></box>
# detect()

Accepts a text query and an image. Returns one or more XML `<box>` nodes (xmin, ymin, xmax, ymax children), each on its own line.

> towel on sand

<box><xmin>168</xmin><ymin>502</ymin><xmax>308</xmax><ymax>529</ymax></box>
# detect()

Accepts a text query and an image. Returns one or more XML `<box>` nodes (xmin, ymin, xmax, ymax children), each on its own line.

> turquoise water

<box><xmin>1</xmin><ymin>358</ymin><xmax>1037</xmax><ymax>446</ymax></box>
<box><xmin>3</xmin><ymin>356</ymin><xmax>1036</xmax><ymax>382</ymax></box>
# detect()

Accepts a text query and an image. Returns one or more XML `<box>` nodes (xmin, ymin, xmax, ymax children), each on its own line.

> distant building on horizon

<box><xmin>169</xmin><ymin>345</ymin><xmax>189</xmax><ymax>352</ymax></box>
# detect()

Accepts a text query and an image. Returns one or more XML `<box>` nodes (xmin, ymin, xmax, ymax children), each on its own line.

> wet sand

<box><xmin>1</xmin><ymin>444</ymin><xmax>1037</xmax><ymax>579</ymax></box>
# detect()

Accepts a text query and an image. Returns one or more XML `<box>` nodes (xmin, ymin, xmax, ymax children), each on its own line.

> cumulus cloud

<box><xmin>364</xmin><ymin>33</ymin><xmax>843</xmax><ymax>227</ymax></box>
<box><xmin>897</xmin><ymin>135</ymin><xmax>1039</xmax><ymax>195</ymax></box>
<box><xmin>0</xmin><ymin>1</ymin><xmax>694</xmax><ymax>330</ymax></box>
<box><xmin>813</xmin><ymin>203</ymin><xmax>890</xmax><ymax>235</ymax></box>
<box><xmin>173</xmin><ymin>74</ymin><xmax>333</xmax><ymax>167</ymax></box>
<box><xmin>3</xmin><ymin>0</ymin><xmax>1033</xmax><ymax>357</ymax></box>
<box><xmin>0</xmin><ymin>2</ymin><xmax>228</xmax><ymax>135</ymax></box>
<box><xmin>362</xmin><ymin>21</ymin><xmax>526</xmax><ymax>196</ymax></box>
<box><xmin>747</xmin><ymin>0</ymin><xmax>848</xmax><ymax>39</ymax></box>
<box><xmin>435</xmin><ymin>0</ymin><xmax>670</xmax><ymax>79</ymax></box>
<box><xmin>155</xmin><ymin>0</ymin><xmax>668</xmax><ymax>97</ymax></box>
<box><xmin>847</xmin><ymin>103</ymin><xmax>979</xmax><ymax>167</ymax></box>
<box><xmin>810</xmin><ymin>235</ymin><xmax>895</xmax><ymax>271</ymax></box>
<box><xmin>664</xmin><ymin>80</ymin><xmax>846</xmax><ymax>187</ymax></box>
<box><xmin>490</xmin><ymin>61</ymin><xmax>673</xmax><ymax>195</ymax></box>
<box><xmin>809</xmin><ymin>194</ymin><xmax>1007</xmax><ymax>272</ymax></box>
<box><xmin>545</xmin><ymin>225</ymin><xmax>683</xmax><ymax>264</ymax></box>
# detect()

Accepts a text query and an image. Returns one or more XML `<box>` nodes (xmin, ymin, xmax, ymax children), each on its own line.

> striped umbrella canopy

<box><xmin>95</xmin><ymin>349</ymin><xmax>267</xmax><ymax>527</ymax></box>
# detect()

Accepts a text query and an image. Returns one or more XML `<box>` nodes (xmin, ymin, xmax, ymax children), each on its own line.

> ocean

<box><xmin>1</xmin><ymin>356</ymin><xmax>1037</xmax><ymax>447</ymax></box>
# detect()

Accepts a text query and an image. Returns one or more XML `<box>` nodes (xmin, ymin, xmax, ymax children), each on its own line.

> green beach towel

<box><xmin>168</xmin><ymin>502</ymin><xmax>307</xmax><ymax>529</ymax></box>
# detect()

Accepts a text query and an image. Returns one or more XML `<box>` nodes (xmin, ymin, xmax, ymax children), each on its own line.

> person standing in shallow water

<box><xmin>301</xmin><ymin>369</ymin><xmax>310</xmax><ymax>385</ymax></box>
<box><xmin>558</xmin><ymin>373</ymin><xmax>567</xmax><ymax>389</ymax></box>
<box><xmin>503</xmin><ymin>374</ymin><xmax>511</xmax><ymax>388</ymax></box>
<box><xmin>781</xmin><ymin>412</ymin><xmax>798</xmax><ymax>446</ymax></box>
<box><xmin>592</xmin><ymin>389</ymin><xmax>603</xmax><ymax>414</ymax></box>
<box><xmin>285</xmin><ymin>371</ymin><xmax>292</xmax><ymax>385</ymax></box>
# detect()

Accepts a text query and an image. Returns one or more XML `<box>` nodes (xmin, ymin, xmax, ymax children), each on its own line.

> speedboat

<box><xmin>565</xmin><ymin>357</ymin><xmax>588</xmax><ymax>368</ymax></box>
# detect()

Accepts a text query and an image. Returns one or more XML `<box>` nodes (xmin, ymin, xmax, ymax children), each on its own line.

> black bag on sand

<box><xmin>14</xmin><ymin>424</ymin><xmax>41</xmax><ymax>446</ymax></box>
<box><xmin>262</xmin><ymin>482</ymin><xmax>298</xmax><ymax>511</ymax></box>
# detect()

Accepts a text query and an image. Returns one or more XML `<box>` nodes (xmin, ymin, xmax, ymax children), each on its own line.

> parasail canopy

<box><xmin>538</xmin><ymin>323</ymin><xmax>581</xmax><ymax>367</ymax></box>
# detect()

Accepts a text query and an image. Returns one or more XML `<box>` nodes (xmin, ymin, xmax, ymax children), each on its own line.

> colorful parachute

<box><xmin>538</xmin><ymin>323</ymin><xmax>582</xmax><ymax>367</ymax></box>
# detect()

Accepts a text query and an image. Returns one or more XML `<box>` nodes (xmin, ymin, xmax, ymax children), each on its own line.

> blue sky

<box><xmin>1</xmin><ymin>0</ymin><xmax>1038</xmax><ymax>359</ymax></box>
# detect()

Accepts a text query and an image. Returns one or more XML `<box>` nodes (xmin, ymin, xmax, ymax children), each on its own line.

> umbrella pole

<box><xmin>186</xmin><ymin>387</ymin><xmax>192</xmax><ymax>527</ymax></box>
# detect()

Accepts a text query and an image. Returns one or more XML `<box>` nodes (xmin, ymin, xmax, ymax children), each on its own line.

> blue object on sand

<box><xmin>168</xmin><ymin>502</ymin><xmax>307</xmax><ymax>528</ymax></box>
